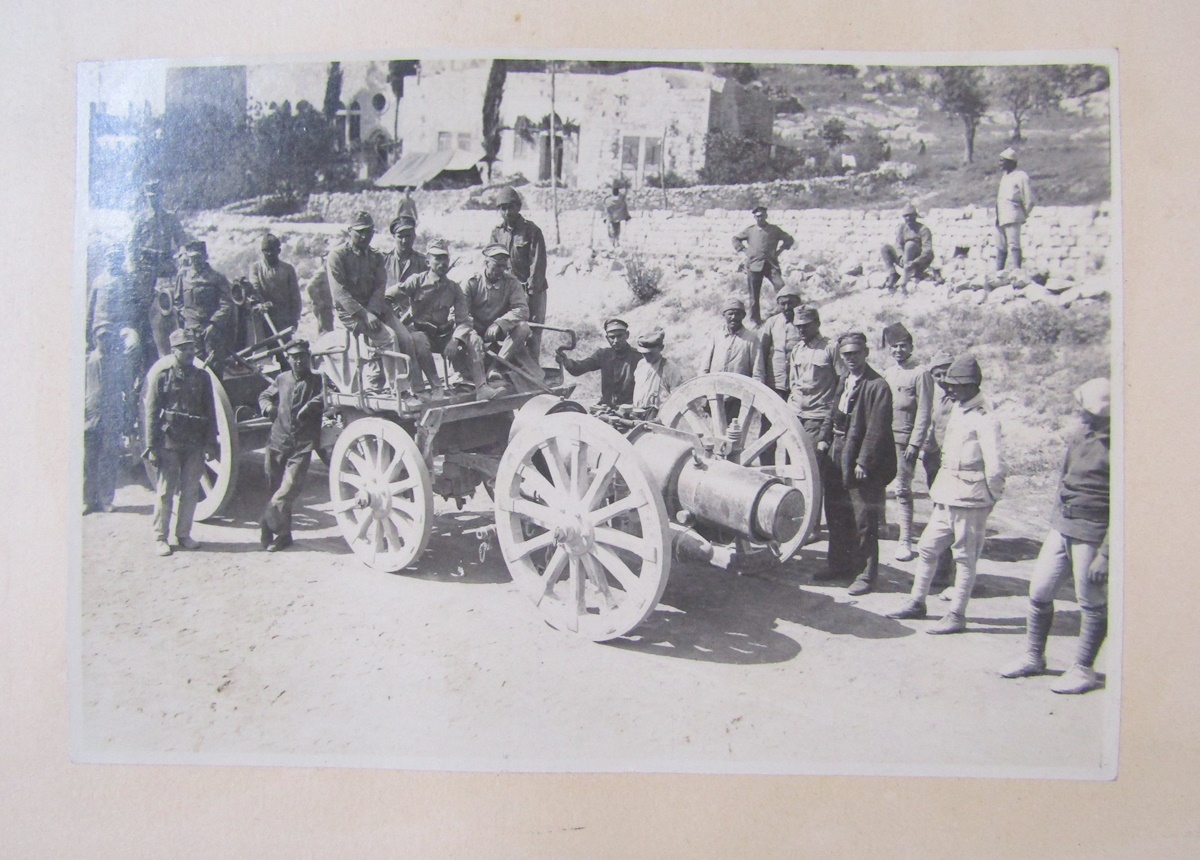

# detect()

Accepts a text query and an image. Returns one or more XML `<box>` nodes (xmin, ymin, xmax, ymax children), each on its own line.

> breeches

<box><xmin>1029</xmin><ymin>529</ymin><xmax>1107</xmax><ymax>609</ymax></box>
<box><xmin>263</xmin><ymin>447</ymin><xmax>312</xmax><ymax>536</ymax></box>
<box><xmin>153</xmin><ymin>447</ymin><xmax>206</xmax><ymax>540</ymax></box>
<box><xmin>912</xmin><ymin>503</ymin><xmax>993</xmax><ymax>612</ymax></box>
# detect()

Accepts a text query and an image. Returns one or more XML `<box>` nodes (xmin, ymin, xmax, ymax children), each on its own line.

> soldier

<box><xmin>788</xmin><ymin>304</ymin><xmax>842</xmax><ymax>538</ymax></box>
<box><xmin>490</xmin><ymin>186</ymin><xmax>548</xmax><ymax>356</ymax></box>
<box><xmin>86</xmin><ymin>246</ymin><xmax>142</xmax><ymax>436</ymax></box>
<box><xmin>921</xmin><ymin>349</ymin><xmax>956</xmax><ymax>590</ymax></box>
<box><xmin>759</xmin><ymin>285</ymin><xmax>803</xmax><ymax>400</ymax></box>
<box><xmin>880</xmin><ymin>202</ymin><xmax>935</xmax><ymax>292</ymax></box>
<box><xmin>556</xmin><ymin>318</ymin><xmax>642</xmax><ymax>410</ymax></box>
<box><xmin>1000</xmin><ymin>378</ymin><xmax>1110</xmax><ymax>694</ymax></box>
<box><xmin>327</xmin><ymin>211</ymin><xmax>420</xmax><ymax>405</ymax></box>
<box><xmin>383</xmin><ymin>214</ymin><xmax>428</xmax><ymax>288</ymax></box>
<box><xmin>603</xmin><ymin>181</ymin><xmax>631</xmax><ymax>248</ymax></box>
<box><xmin>462</xmin><ymin>245</ymin><xmax>538</xmax><ymax>383</ymax></box>
<box><xmin>995</xmin><ymin>147</ymin><xmax>1035</xmax><ymax>270</ymax></box>
<box><xmin>630</xmin><ymin>327</ymin><xmax>689</xmax><ymax>417</ymax></box>
<box><xmin>700</xmin><ymin>298</ymin><xmax>767</xmax><ymax>385</ymax></box>
<box><xmin>128</xmin><ymin>179</ymin><xmax>189</xmax><ymax>363</ymax></box>
<box><xmin>305</xmin><ymin>254</ymin><xmax>335</xmax><ymax>335</ymax></box>
<box><xmin>257</xmin><ymin>339</ymin><xmax>324</xmax><ymax>552</ymax></box>
<box><xmin>143</xmin><ymin>329</ymin><xmax>216</xmax><ymax>557</ymax></box>
<box><xmin>881</xmin><ymin>322</ymin><xmax>934</xmax><ymax>562</ymax></box>
<box><xmin>818</xmin><ymin>332</ymin><xmax>896</xmax><ymax>595</ymax></box>
<box><xmin>389</xmin><ymin>241</ymin><xmax>486</xmax><ymax>398</ymax></box>
<box><xmin>732</xmin><ymin>205</ymin><xmax>794</xmax><ymax>325</ymax></box>
<box><xmin>170</xmin><ymin>240</ymin><xmax>234</xmax><ymax>379</ymax></box>
<box><xmin>888</xmin><ymin>355</ymin><xmax>1006</xmax><ymax>633</ymax></box>
<box><xmin>249</xmin><ymin>233</ymin><xmax>301</xmax><ymax>336</ymax></box>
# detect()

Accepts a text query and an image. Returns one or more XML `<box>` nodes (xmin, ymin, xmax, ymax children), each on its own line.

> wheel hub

<box><xmin>554</xmin><ymin>514</ymin><xmax>594</xmax><ymax>556</ymax></box>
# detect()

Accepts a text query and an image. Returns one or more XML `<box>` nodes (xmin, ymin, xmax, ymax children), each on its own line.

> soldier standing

<box><xmin>128</xmin><ymin>180</ymin><xmax>188</xmax><ymax>363</ymax></box>
<box><xmin>759</xmin><ymin>285</ymin><xmax>803</xmax><ymax>400</ymax></box>
<box><xmin>556</xmin><ymin>318</ymin><xmax>642</xmax><ymax>410</ymax></box>
<box><xmin>490</xmin><ymin>186</ymin><xmax>548</xmax><ymax>357</ymax></box>
<box><xmin>995</xmin><ymin>148</ymin><xmax>1035</xmax><ymax>270</ymax></box>
<box><xmin>258</xmin><ymin>339</ymin><xmax>324</xmax><ymax>552</ymax></box>
<box><xmin>700</xmin><ymin>298</ymin><xmax>767</xmax><ymax>385</ymax></box>
<box><xmin>249</xmin><ymin>233</ymin><xmax>301</xmax><ymax>337</ymax></box>
<box><xmin>143</xmin><ymin>329</ymin><xmax>216</xmax><ymax>557</ymax></box>
<box><xmin>732</xmin><ymin>205</ymin><xmax>794</xmax><ymax>326</ymax></box>
<box><xmin>170</xmin><ymin>240</ymin><xmax>234</xmax><ymax>379</ymax></box>
<box><xmin>603</xmin><ymin>182</ymin><xmax>631</xmax><ymax>248</ymax></box>
<box><xmin>881</xmin><ymin>322</ymin><xmax>934</xmax><ymax>562</ymax></box>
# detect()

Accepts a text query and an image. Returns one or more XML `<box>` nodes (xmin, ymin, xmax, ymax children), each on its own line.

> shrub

<box><xmin>643</xmin><ymin>171</ymin><xmax>692</xmax><ymax>189</ymax></box>
<box><xmin>623</xmin><ymin>251</ymin><xmax>664</xmax><ymax>304</ymax></box>
<box><xmin>853</xmin><ymin>125</ymin><xmax>892</xmax><ymax>172</ymax></box>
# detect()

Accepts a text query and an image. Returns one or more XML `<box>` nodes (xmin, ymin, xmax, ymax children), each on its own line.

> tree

<box><xmin>248</xmin><ymin>100</ymin><xmax>351</xmax><ymax>198</ymax></box>
<box><xmin>481</xmin><ymin>60</ymin><xmax>508</xmax><ymax>183</ymax></box>
<box><xmin>386</xmin><ymin>60</ymin><xmax>419</xmax><ymax>145</ymax></box>
<box><xmin>931</xmin><ymin>67</ymin><xmax>989</xmax><ymax>163</ymax></box>
<box><xmin>992</xmin><ymin>66</ymin><xmax>1058</xmax><ymax>142</ymax></box>
<box><xmin>322</xmin><ymin>62</ymin><xmax>343</xmax><ymax>122</ymax></box>
<box><xmin>820</xmin><ymin>118</ymin><xmax>851</xmax><ymax>150</ymax></box>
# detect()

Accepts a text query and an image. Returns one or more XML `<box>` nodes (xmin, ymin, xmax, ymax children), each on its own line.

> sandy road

<box><xmin>76</xmin><ymin>453</ymin><xmax>1112</xmax><ymax>776</ymax></box>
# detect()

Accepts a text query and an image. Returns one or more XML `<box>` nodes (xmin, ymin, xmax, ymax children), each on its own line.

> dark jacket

<box><xmin>822</xmin><ymin>365</ymin><xmax>897</xmax><ymax>487</ymax></box>
<box><xmin>1051</xmin><ymin>425</ymin><xmax>1109</xmax><ymax>545</ymax></box>
<box><xmin>559</xmin><ymin>346</ymin><xmax>641</xmax><ymax>408</ymax></box>
<box><xmin>144</xmin><ymin>355</ymin><xmax>215</xmax><ymax>450</ymax></box>
<box><xmin>259</xmin><ymin>370</ymin><xmax>323</xmax><ymax>454</ymax></box>
<box><xmin>490</xmin><ymin>215</ymin><xmax>548</xmax><ymax>294</ymax></box>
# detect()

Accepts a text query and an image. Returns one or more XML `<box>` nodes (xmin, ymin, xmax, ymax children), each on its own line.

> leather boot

<box><xmin>927</xmin><ymin>610</ymin><xmax>966</xmax><ymax>635</ymax></box>
<box><xmin>1000</xmin><ymin>599</ymin><xmax>1052</xmax><ymax>677</ymax></box>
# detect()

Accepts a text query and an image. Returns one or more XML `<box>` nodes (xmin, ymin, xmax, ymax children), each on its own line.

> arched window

<box><xmin>348</xmin><ymin>100</ymin><xmax>362</xmax><ymax>143</ymax></box>
<box><xmin>372</xmin><ymin>93</ymin><xmax>387</xmax><ymax>112</ymax></box>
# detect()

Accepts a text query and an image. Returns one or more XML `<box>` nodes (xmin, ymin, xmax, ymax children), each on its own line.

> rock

<box><xmin>949</xmin><ymin>280</ymin><xmax>973</xmax><ymax>293</ymax></box>
<box><xmin>841</xmin><ymin>261</ymin><xmax>864</xmax><ymax>277</ymax></box>
<box><xmin>866</xmin><ymin>271</ymin><xmax>890</xmax><ymax>290</ymax></box>
<box><xmin>1009</xmin><ymin>272</ymin><xmax>1030</xmax><ymax>289</ymax></box>
<box><xmin>1043</xmin><ymin>277</ymin><xmax>1072</xmax><ymax>295</ymax></box>
<box><xmin>802</xmin><ymin>262</ymin><xmax>818</xmax><ymax>274</ymax></box>
<box><xmin>610</xmin><ymin>259</ymin><xmax>625</xmax><ymax>273</ymax></box>
<box><xmin>1023</xmin><ymin>283</ymin><xmax>1050</xmax><ymax>303</ymax></box>
<box><xmin>1029</xmin><ymin>269</ymin><xmax>1050</xmax><ymax>285</ymax></box>
<box><xmin>973</xmin><ymin>289</ymin><xmax>989</xmax><ymax>305</ymax></box>
<box><xmin>1077</xmin><ymin>279</ymin><xmax>1111</xmax><ymax>300</ymax></box>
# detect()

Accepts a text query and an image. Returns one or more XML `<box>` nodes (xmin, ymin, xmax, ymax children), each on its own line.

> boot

<box><xmin>894</xmin><ymin>497</ymin><xmax>915</xmax><ymax>561</ymax></box>
<box><xmin>1000</xmin><ymin>599</ymin><xmax>1053</xmax><ymax>678</ymax></box>
<box><xmin>927</xmin><ymin>610</ymin><xmax>965</xmax><ymax>635</ymax></box>
<box><xmin>847</xmin><ymin>575</ymin><xmax>874</xmax><ymax>596</ymax></box>
<box><xmin>1052</xmin><ymin>663</ymin><xmax>1100</xmax><ymax>695</ymax></box>
<box><xmin>887</xmin><ymin>599</ymin><xmax>927</xmax><ymax>620</ymax></box>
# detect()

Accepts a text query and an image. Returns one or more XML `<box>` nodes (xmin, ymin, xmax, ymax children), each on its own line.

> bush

<box><xmin>623</xmin><ymin>251</ymin><xmax>664</xmax><ymax>304</ymax></box>
<box><xmin>698</xmin><ymin>132</ymin><xmax>799</xmax><ymax>185</ymax></box>
<box><xmin>642</xmin><ymin>171</ymin><xmax>692</xmax><ymax>189</ymax></box>
<box><xmin>853</xmin><ymin>125</ymin><xmax>892</xmax><ymax>172</ymax></box>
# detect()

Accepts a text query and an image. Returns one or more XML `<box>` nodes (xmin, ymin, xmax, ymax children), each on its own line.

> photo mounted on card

<box><xmin>72</xmin><ymin>50</ymin><xmax>1120</xmax><ymax>777</ymax></box>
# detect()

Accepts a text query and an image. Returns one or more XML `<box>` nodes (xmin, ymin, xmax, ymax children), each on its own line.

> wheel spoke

<box><xmin>680</xmin><ymin>406</ymin><xmax>709</xmax><ymax>437</ymax></box>
<box><xmin>589</xmin><ymin>490</ymin><xmax>645</xmax><ymax>527</ymax></box>
<box><xmin>336</xmin><ymin>470</ymin><xmax>367</xmax><ymax>491</ymax></box>
<box><xmin>382</xmin><ymin>447</ymin><xmax>407</xmax><ymax>481</ymax></box>
<box><xmin>503</xmin><ymin>497</ymin><xmax>565</xmax><ymax>530</ymax></box>
<box><xmin>739</xmin><ymin>423</ymin><xmax>786</xmax><ymax>466</ymax></box>
<box><xmin>380</xmin><ymin>514</ymin><xmax>402</xmax><ymax>552</ymax></box>
<box><xmin>387</xmin><ymin>476</ymin><xmax>420</xmax><ymax>496</ymax></box>
<box><xmin>345</xmin><ymin>451</ymin><xmax>373</xmax><ymax>481</ymax></box>
<box><xmin>516</xmin><ymin>467</ymin><xmax>571</xmax><ymax>511</ymax></box>
<box><xmin>593</xmin><ymin>526</ymin><xmax>658</xmax><ymax>562</ymax></box>
<box><xmin>568</xmin><ymin>557</ymin><xmax>584</xmax><ymax>632</ymax></box>
<box><xmin>705</xmin><ymin>390</ymin><xmax>727</xmax><ymax>437</ymax></box>
<box><xmin>504</xmin><ymin>528</ymin><xmax>555</xmax><ymax>564</ymax></box>
<box><xmin>582</xmin><ymin>555</ymin><xmax>617</xmax><ymax>611</ymax></box>
<box><xmin>534</xmin><ymin>546</ymin><xmax>569</xmax><ymax>607</ymax></box>
<box><xmin>592</xmin><ymin>544</ymin><xmax>642</xmax><ymax>594</ymax></box>
<box><xmin>330</xmin><ymin>496</ymin><xmax>362</xmax><ymax>514</ymax></box>
<box><xmin>538</xmin><ymin>437</ymin><xmax>572</xmax><ymax>493</ymax></box>
<box><xmin>580</xmin><ymin>448</ymin><xmax>619</xmax><ymax>511</ymax></box>
<box><xmin>570</xmin><ymin>436</ymin><xmax>588</xmax><ymax>499</ymax></box>
<box><xmin>353</xmin><ymin>510</ymin><xmax>374</xmax><ymax>542</ymax></box>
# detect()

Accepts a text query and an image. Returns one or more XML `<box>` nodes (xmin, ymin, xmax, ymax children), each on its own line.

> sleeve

<box><xmin>284</xmin><ymin>264</ymin><xmax>302</xmax><ymax>329</ymax></box>
<box><xmin>306</xmin><ymin>268</ymin><xmax>332</xmax><ymax>313</ymax></box>
<box><xmin>529</xmin><ymin>224</ymin><xmax>548</xmax><ymax>292</ymax></box>
<box><xmin>327</xmin><ymin>250</ymin><xmax>367</xmax><ymax>320</ymax></box>
<box><xmin>143</xmin><ymin>362</ymin><xmax>166</xmax><ymax>449</ymax></box>
<box><xmin>451</xmin><ymin>282</ymin><xmax>474</xmax><ymax>339</ymax></box>
<box><xmin>819</xmin><ymin>379</ymin><xmax>842</xmax><ymax>446</ymax></box>
<box><xmin>777</xmin><ymin>226</ymin><xmax>795</xmax><ymax>253</ymax></box>
<box><xmin>751</xmin><ymin>334</ymin><xmax>767</xmax><ymax>385</ymax></box>
<box><xmin>771</xmin><ymin>327</ymin><xmax>790</xmax><ymax>391</ymax></box>
<box><xmin>209</xmin><ymin>275</ymin><xmax>235</xmax><ymax>331</ymax></box>
<box><xmin>498</xmin><ymin>278</ymin><xmax>530</xmax><ymax>330</ymax></box>
<box><xmin>857</xmin><ymin>381</ymin><xmax>894</xmax><ymax>474</ymax></box>
<box><xmin>387</xmin><ymin>273</ymin><xmax>418</xmax><ymax>311</ymax></box>
<box><xmin>365</xmin><ymin>254</ymin><xmax>390</xmax><ymax>316</ymax></box>
<box><xmin>908</xmin><ymin>368</ymin><xmax>935</xmax><ymax>450</ymax></box>
<box><xmin>700</xmin><ymin>336</ymin><xmax>715</xmax><ymax>375</ymax></box>
<box><xmin>732</xmin><ymin>228</ymin><xmax>748</xmax><ymax>253</ymax></box>
<box><xmin>916</xmin><ymin>226</ymin><xmax>935</xmax><ymax>269</ymax></box>
<box><xmin>257</xmin><ymin>378</ymin><xmax>280</xmax><ymax>416</ymax></box>
<box><xmin>559</xmin><ymin>348</ymin><xmax>606</xmax><ymax>377</ymax></box>
<box><xmin>981</xmin><ymin>412</ymin><xmax>1007</xmax><ymax>503</ymax></box>
<box><xmin>249</xmin><ymin>261</ymin><xmax>265</xmax><ymax>294</ymax></box>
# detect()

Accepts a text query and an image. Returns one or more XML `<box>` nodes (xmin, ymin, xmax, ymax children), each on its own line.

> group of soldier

<box><xmin>85</xmin><ymin>144</ymin><xmax>1107</xmax><ymax>693</ymax></box>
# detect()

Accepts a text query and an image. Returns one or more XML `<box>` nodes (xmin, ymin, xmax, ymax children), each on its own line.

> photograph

<box><xmin>73</xmin><ymin>51</ymin><xmax>1119</xmax><ymax>777</ymax></box>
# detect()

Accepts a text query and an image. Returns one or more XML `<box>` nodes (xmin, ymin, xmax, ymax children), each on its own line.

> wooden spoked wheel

<box><xmin>494</xmin><ymin>412</ymin><xmax>672</xmax><ymax>641</ymax></box>
<box><xmin>657</xmin><ymin>372</ymin><xmax>822</xmax><ymax>561</ymax></box>
<box><xmin>328</xmin><ymin>417</ymin><xmax>434</xmax><ymax>572</ymax></box>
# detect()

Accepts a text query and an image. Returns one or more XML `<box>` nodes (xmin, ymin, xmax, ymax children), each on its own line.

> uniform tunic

<box><xmin>701</xmin><ymin>326</ymin><xmax>767</xmax><ymax>384</ymax></box>
<box><xmin>632</xmin><ymin>356</ymin><xmax>689</xmax><ymax>411</ymax></box>
<box><xmin>462</xmin><ymin>270</ymin><xmax>529</xmax><ymax>334</ymax></box>
<box><xmin>560</xmin><ymin>345</ymin><xmax>641</xmax><ymax>408</ymax></box>
<box><xmin>996</xmin><ymin>169</ymin><xmax>1035</xmax><ymax>227</ymax></box>
<box><xmin>759</xmin><ymin>312</ymin><xmax>802</xmax><ymax>393</ymax></box>
<box><xmin>250</xmin><ymin>259</ymin><xmax>302</xmax><ymax>333</ymax></box>
<box><xmin>172</xmin><ymin>263</ymin><xmax>234</xmax><ymax>334</ymax></box>
<box><xmin>382</xmin><ymin>248</ymin><xmax>428</xmax><ymax>290</ymax></box>
<box><xmin>258</xmin><ymin>369</ymin><xmax>323</xmax><ymax>539</ymax></box>
<box><xmin>884</xmin><ymin>357</ymin><xmax>934</xmax><ymax>450</ymax></box>
<box><xmin>490</xmin><ymin>215</ymin><xmax>548</xmax><ymax>294</ymax></box>
<box><xmin>327</xmin><ymin>242</ymin><xmax>390</xmax><ymax>332</ymax></box>
<box><xmin>931</xmin><ymin>393</ymin><xmax>1006</xmax><ymax>508</ymax></box>
<box><xmin>787</xmin><ymin>334</ymin><xmax>840</xmax><ymax>424</ymax></box>
<box><xmin>389</xmin><ymin>271</ymin><xmax>473</xmax><ymax>343</ymax></box>
<box><xmin>732</xmin><ymin>222</ymin><xmax>795</xmax><ymax>273</ymax></box>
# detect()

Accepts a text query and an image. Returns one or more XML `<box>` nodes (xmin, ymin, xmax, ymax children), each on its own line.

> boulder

<box><xmin>841</xmin><ymin>260</ymin><xmax>864</xmax><ymax>277</ymax></box>
<box><xmin>1077</xmin><ymin>279</ymin><xmax>1111</xmax><ymax>300</ymax></box>
<box><xmin>949</xmin><ymin>280</ymin><xmax>974</xmax><ymax>294</ymax></box>
<box><xmin>1043</xmin><ymin>277</ymin><xmax>1072</xmax><ymax>295</ymax></box>
<box><xmin>866</xmin><ymin>271</ymin><xmax>890</xmax><ymax>290</ymax></box>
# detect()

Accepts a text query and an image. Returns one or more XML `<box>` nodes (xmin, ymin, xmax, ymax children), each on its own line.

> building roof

<box><xmin>374</xmin><ymin>149</ymin><xmax>482</xmax><ymax>188</ymax></box>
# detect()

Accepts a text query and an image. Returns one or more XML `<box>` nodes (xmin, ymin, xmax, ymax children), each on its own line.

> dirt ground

<box><xmin>76</xmin><ymin>450</ymin><xmax>1114</xmax><ymax>777</ymax></box>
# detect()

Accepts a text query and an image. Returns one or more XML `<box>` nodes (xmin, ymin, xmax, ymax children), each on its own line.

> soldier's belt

<box><xmin>1059</xmin><ymin>503</ymin><xmax>1108</xmax><ymax>523</ymax></box>
<box><xmin>162</xmin><ymin>409</ymin><xmax>209</xmax><ymax>435</ymax></box>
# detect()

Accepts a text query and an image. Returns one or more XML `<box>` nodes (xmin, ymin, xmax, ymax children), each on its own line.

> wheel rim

<box><xmin>657</xmin><ymin>372</ymin><xmax>822</xmax><ymax>561</ymax></box>
<box><xmin>193</xmin><ymin>366</ymin><xmax>239</xmax><ymax>521</ymax></box>
<box><xmin>329</xmin><ymin>417</ymin><xmax>433</xmax><ymax>572</ymax></box>
<box><xmin>495</xmin><ymin>413</ymin><xmax>671</xmax><ymax>642</ymax></box>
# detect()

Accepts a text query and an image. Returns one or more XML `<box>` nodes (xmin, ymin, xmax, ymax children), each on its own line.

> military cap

<box><xmin>482</xmin><ymin>244</ymin><xmax>511</xmax><ymax>260</ymax></box>
<box><xmin>1073</xmin><ymin>377</ymin><xmax>1110</xmax><ymax>418</ymax></box>
<box><xmin>751</xmin><ymin>204</ymin><xmax>767</xmax><ymax>215</ymax></box>
<box><xmin>349</xmin><ymin>210</ymin><xmax>375</xmax><ymax>231</ymax></box>
<box><xmin>794</xmin><ymin>305</ymin><xmax>820</xmax><ymax>325</ymax></box>
<box><xmin>636</xmin><ymin>327</ymin><xmax>665</xmax><ymax>352</ymax></box>
<box><xmin>389</xmin><ymin>215</ymin><xmax>417</xmax><ymax>235</ymax></box>
<box><xmin>603</xmin><ymin>318</ymin><xmax>630</xmax><ymax>334</ymax></box>
<box><xmin>943</xmin><ymin>354</ymin><xmax>983</xmax><ymax>385</ymax></box>
<box><xmin>901</xmin><ymin>202</ymin><xmax>919</xmax><ymax>217</ymax></box>
<box><xmin>776</xmin><ymin>284</ymin><xmax>803</xmax><ymax>302</ymax></box>
<box><xmin>284</xmin><ymin>338</ymin><xmax>311</xmax><ymax>355</ymax></box>
<box><xmin>169</xmin><ymin>329</ymin><xmax>197</xmax><ymax>347</ymax></box>
<box><xmin>426</xmin><ymin>240</ymin><xmax>450</xmax><ymax>257</ymax></box>
<box><xmin>998</xmin><ymin>147</ymin><xmax>1018</xmax><ymax>162</ymax></box>
<box><xmin>261</xmin><ymin>233</ymin><xmax>281</xmax><ymax>249</ymax></box>
<box><xmin>721</xmin><ymin>297</ymin><xmax>746</xmax><ymax>314</ymax></box>
<box><xmin>184</xmin><ymin>240</ymin><xmax>207</xmax><ymax>254</ymax></box>
<box><xmin>837</xmin><ymin>331</ymin><xmax>869</xmax><ymax>352</ymax></box>
<box><xmin>495</xmin><ymin>186</ymin><xmax>522</xmax><ymax>208</ymax></box>
<box><xmin>927</xmin><ymin>348</ymin><xmax>954</xmax><ymax>371</ymax></box>
<box><xmin>881</xmin><ymin>322</ymin><xmax>913</xmax><ymax>346</ymax></box>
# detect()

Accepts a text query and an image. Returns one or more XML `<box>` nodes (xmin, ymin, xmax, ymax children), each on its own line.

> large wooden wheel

<box><xmin>657</xmin><ymin>372</ymin><xmax>822</xmax><ymax>561</ymax></box>
<box><xmin>494</xmin><ymin>412</ymin><xmax>672</xmax><ymax>641</ymax></box>
<box><xmin>328</xmin><ymin>417</ymin><xmax>434</xmax><ymax>572</ymax></box>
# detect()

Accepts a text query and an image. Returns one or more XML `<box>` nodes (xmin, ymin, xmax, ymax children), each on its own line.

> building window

<box><xmin>457</xmin><ymin>132</ymin><xmax>472</xmax><ymax>151</ymax></box>
<box><xmin>621</xmin><ymin>136</ymin><xmax>640</xmax><ymax>171</ymax></box>
<box><xmin>644</xmin><ymin>137</ymin><xmax>662</xmax><ymax>169</ymax></box>
<box><xmin>514</xmin><ymin>132</ymin><xmax>533</xmax><ymax>159</ymax></box>
<box><xmin>437</xmin><ymin>132</ymin><xmax>453</xmax><ymax>151</ymax></box>
<box><xmin>372</xmin><ymin>93</ymin><xmax>387</xmax><ymax>112</ymax></box>
<box><xmin>348</xmin><ymin>100</ymin><xmax>362</xmax><ymax>143</ymax></box>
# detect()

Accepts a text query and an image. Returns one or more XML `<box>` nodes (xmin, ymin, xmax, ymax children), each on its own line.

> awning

<box><xmin>374</xmin><ymin>149</ymin><xmax>482</xmax><ymax>188</ymax></box>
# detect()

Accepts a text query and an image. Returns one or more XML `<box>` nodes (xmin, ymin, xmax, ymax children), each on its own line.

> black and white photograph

<box><xmin>73</xmin><ymin>51</ymin><xmax>1120</xmax><ymax>778</ymax></box>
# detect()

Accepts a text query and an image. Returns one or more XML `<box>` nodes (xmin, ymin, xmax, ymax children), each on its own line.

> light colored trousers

<box><xmin>995</xmin><ymin>223</ymin><xmax>1023</xmax><ymax>269</ymax></box>
<box><xmin>1029</xmin><ymin>529</ymin><xmax>1107</xmax><ymax>609</ymax></box>
<box><xmin>153</xmin><ymin>447</ymin><xmax>206</xmax><ymax>542</ymax></box>
<box><xmin>910</xmin><ymin>503</ymin><xmax>993</xmax><ymax>615</ymax></box>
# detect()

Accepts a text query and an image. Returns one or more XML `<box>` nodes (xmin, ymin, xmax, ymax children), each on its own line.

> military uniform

<box><xmin>390</xmin><ymin>265</ymin><xmax>484</xmax><ymax>389</ymax></box>
<box><xmin>490</xmin><ymin>209</ymin><xmax>548</xmax><ymax>355</ymax></box>
<box><xmin>249</xmin><ymin>258</ymin><xmax>302</xmax><ymax>334</ymax></box>
<box><xmin>171</xmin><ymin>259</ymin><xmax>234</xmax><ymax>377</ymax></box>
<box><xmin>129</xmin><ymin>194</ymin><xmax>188</xmax><ymax>361</ymax></box>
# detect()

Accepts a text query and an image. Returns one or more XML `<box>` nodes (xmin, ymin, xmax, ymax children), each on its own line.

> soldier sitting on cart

<box><xmin>556</xmin><ymin>317</ymin><xmax>641</xmax><ymax>415</ymax></box>
<box><xmin>248</xmin><ymin>233</ymin><xmax>301</xmax><ymax>339</ymax></box>
<box><xmin>169</xmin><ymin>240</ymin><xmax>235</xmax><ymax>379</ymax></box>
<box><xmin>461</xmin><ymin>244</ymin><xmax>541</xmax><ymax>391</ymax></box>
<box><xmin>388</xmin><ymin>240</ymin><xmax>489</xmax><ymax>399</ymax></box>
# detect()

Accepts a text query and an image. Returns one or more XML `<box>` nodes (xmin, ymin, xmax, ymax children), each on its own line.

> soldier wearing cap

<box><xmin>86</xmin><ymin>245</ymin><xmax>142</xmax><ymax>439</ymax></box>
<box><xmin>257</xmin><ymin>339</ymin><xmax>324</xmax><ymax>552</ymax></box>
<box><xmin>817</xmin><ymin>332</ymin><xmax>896</xmax><ymax>595</ymax></box>
<box><xmin>889</xmin><ymin>354</ymin><xmax>1006</xmax><ymax>633</ymax></box>
<box><xmin>700</xmin><ymin>298</ymin><xmax>767</xmax><ymax>385</ymax></box>
<box><xmin>129</xmin><ymin>179</ymin><xmax>189</xmax><ymax>363</ymax></box>
<box><xmin>995</xmin><ymin>147</ymin><xmax>1035</xmax><ymax>270</ymax></box>
<box><xmin>881</xmin><ymin>322</ymin><xmax>934</xmax><ymax>562</ymax></box>
<box><xmin>557</xmin><ymin>318</ymin><xmax>642</xmax><ymax>410</ymax></box>
<box><xmin>921</xmin><ymin>348</ymin><xmax>956</xmax><ymax>590</ymax></box>
<box><xmin>631</xmin><ymin>327</ymin><xmax>689</xmax><ymax>417</ymax></box>
<box><xmin>249</xmin><ymin>233</ymin><xmax>301</xmax><ymax>336</ymax></box>
<box><xmin>143</xmin><ymin>328</ymin><xmax>217</xmax><ymax>557</ymax></box>
<box><xmin>602</xmin><ymin>181</ymin><xmax>631</xmax><ymax>248</ymax></box>
<box><xmin>383</xmin><ymin>214</ymin><xmax>428</xmax><ymax>288</ymax></box>
<box><xmin>490</xmin><ymin>186</ymin><xmax>548</xmax><ymax>356</ymax></box>
<box><xmin>759</xmin><ymin>284</ymin><xmax>804</xmax><ymax>400</ymax></box>
<box><xmin>1000</xmin><ymin>378</ymin><xmax>1110</xmax><ymax>694</ymax></box>
<box><xmin>327</xmin><ymin>211</ymin><xmax>420</xmax><ymax>401</ymax></box>
<box><xmin>462</xmin><ymin>244</ymin><xmax>537</xmax><ymax>376</ymax></box>
<box><xmin>880</xmin><ymin>202</ymin><xmax>935</xmax><ymax>291</ymax></box>
<box><xmin>389</xmin><ymin>240</ymin><xmax>485</xmax><ymax>397</ymax></box>
<box><xmin>731</xmin><ymin>205</ymin><xmax>795</xmax><ymax>325</ymax></box>
<box><xmin>168</xmin><ymin>240</ymin><xmax>235</xmax><ymax>379</ymax></box>
<box><xmin>787</xmin><ymin>305</ymin><xmax>840</xmax><ymax>438</ymax></box>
